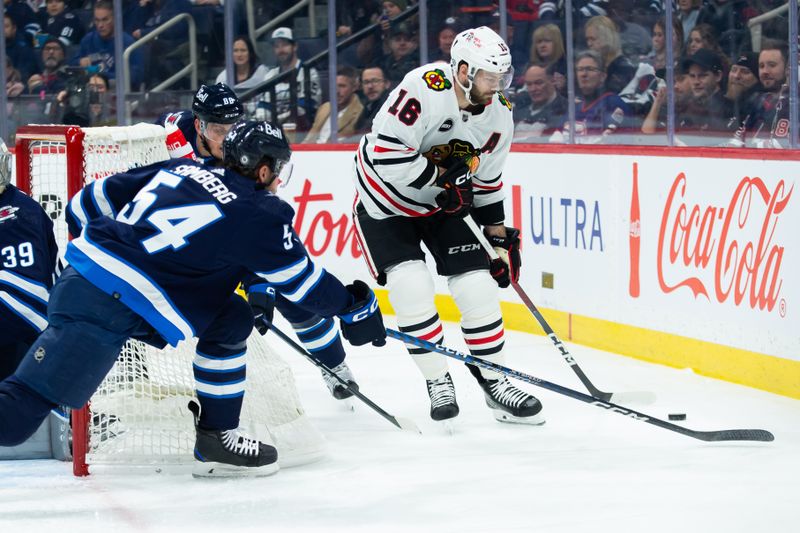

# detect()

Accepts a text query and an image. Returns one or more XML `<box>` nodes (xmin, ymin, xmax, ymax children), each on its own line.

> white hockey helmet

<box><xmin>0</xmin><ymin>139</ymin><xmax>10</xmax><ymax>192</ymax></box>
<box><xmin>450</xmin><ymin>26</ymin><xmax>514</xmax><ymax>100</ymax></box>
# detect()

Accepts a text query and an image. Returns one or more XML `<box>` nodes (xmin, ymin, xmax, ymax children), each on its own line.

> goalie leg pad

<box><xmin>387</xmin><ymin>260</ymin><xmax>448</xmax><ymax>380</ymax></box>
<box><xmin>194</xmin><ymin>294</ymin><xmax>252</xmax><ymax>431</ymax></box>
<box><xmin>448</xmin><ymin>270</ymin><xmax>505</xmax><ymax>380</ymax></box>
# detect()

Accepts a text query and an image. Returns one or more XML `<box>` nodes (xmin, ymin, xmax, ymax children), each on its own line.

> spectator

<box><xmin>380</xmin><ymin>23</ymin><xmax>419</xmax><ymax>86</ymax></box>
<box><xmin>731</xmin><ymin>40</ymin><xmax>789</xmax><ymax>148</ymax></box>
<box><xmin>553</xmin><ymin>0</ymin><xmax>611</xmax><ymax>29</ymax></box>
<box><xmin>528</xmin><ymin>23</ymin><xmax>566</xmax><ymax>95</ymax></box>
<box><xmin>722</xmin><ymin>52</ymin><xmax>760</xmax><ymax>130</ymax></box>
<box><xmin>677</xmin><ymin>0</ymin><xmax>702</xmax><ymax>44</ymax></box>
<box><xmin>27</xmin><ymin>36</ymin><xmax>67</xmax><ymax>94</ymax></box>
<box><xmin>584</xmin><ymin>15</ymin><xmax>636</xmax><ymax>94</ymax></box>
<box><xmin>354</xmin><ymin>65</ymin><xmax>391</xmax><ymax>133</ymax></box>
<box><xmin>259</xmin><ymin>27</ymin><xmax>322</xmax><ymax>131</ymax></box>
<box><xmin>215</xmin><ymin>36</ymin><xmax>269</xmax><ymax>90</ymax></box>
<box><xmin>640</xmin><ymin>17</ymin><xmax>683</xmax><ymax>78</ymax></box>
<box><xmin>506</xmin><ymin>1</ymin><xmax>550</xmax><ymax>70</ymax></box>
<box><xmin>686</xmin><ymin>23</ymin><xmax>727</xmax><ymax>67</ymax></box>
<box><xmin>606</xmin><ymin>0</ymin><xmax>652</xmax><ymax>58</ymax></box>
<box><xmin>641</xmin><ymin>70</ymin><xmax>694</xmax><ymax>134</ymax></box>
<box><xmin>5</xmin><ymin>56</ymin><xmax>25</xmax><ymax>97</ymax></box>
<box><xmin>4</xmin><ymin>0</ymin><xmax>40</xmax><ymax>43</ymax></box>
<box><xmin>335</xmin><ymin>0</ymin><xmax>381</xmax><ymax>38</ymax></box>
<box><xmin>304</xmin><ymin>65</ymin><xmax>364</xmax><ymax>143</ymax></box>
<box><xmin>4</xmin><ymin>14</ymin><xmax>38</xmax><ymax>81</ymax></box>
<box><xmin>38</xmin><ymin>0</ymin><xmax>84</xmax><ymax>48</ymax></box>
<box><xmin>697</xmin><ymin>0</ymin><xmax>750</xmax><ymax>55</ymax></box>
<box><xmin>430</xmin><ymin>20</ymin><xmax>457</xmax><ymax>64</ymax></box>
<box><xmin>513</xmin><ymin>63</ymin><xmax>568</xmax><ymax>141</ymax></box>
<box><xmin>87</xmin><ymin>72</ymin><xmax>115</xmax><ymax>126</ymax></box>
<box><xmin>557</xmin><ymin>50</ymin><xmax>630</xmax><ymax>143</ymax></box>
<box><xmin>681</xmin><ymin>48</ymin><xmax>729</xmax><ymax>134</ymax></box>
<box><xmin>77</xmin><ymin>0</ymin><xmax>144</xmax><ymax>88</ymax></box>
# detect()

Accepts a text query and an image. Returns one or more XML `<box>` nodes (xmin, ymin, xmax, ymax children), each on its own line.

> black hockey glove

<box><xmin>434</xmin><ymin>157</ymin><xmax>475</xmax><ymax>218</ymax></box>
<box><xmin>247</xmin><ymin>284</ymin><xmax>276</xmax><ymax>335</ymax></box>
<box><xmin>338</xmin><ymin>280</ymin><xmax>387</xmax><ymax>347</ymax></box>
<box><xmin>486</xmin><ymin>227</ymin><xmax>521</xmax><ymax>288</ymax></box>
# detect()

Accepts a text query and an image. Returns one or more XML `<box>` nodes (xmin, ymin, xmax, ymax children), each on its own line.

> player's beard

<box><xmin>469</xmin><ymin>85</ymin><xmax>494</xmax><ymax>106</ymax></box>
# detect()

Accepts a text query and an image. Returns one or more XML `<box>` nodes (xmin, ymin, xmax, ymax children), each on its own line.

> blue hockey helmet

<box><xmin>191</xmin><ymin>83</ymin><xmax>244</xmax><ymax>124</ymax></box>
<box><xmin>223</xmin><ymin>120</ymin><xmax>292</xmax><ymax>180</ymax></box>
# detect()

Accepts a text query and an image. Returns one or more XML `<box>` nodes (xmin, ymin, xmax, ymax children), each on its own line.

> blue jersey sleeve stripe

<box><xmin>67</xmin><ymin>191</ymin><xmax>89</xmax><ymax>233</ymax></box>
<box><xmin>0</xmin><ymin>291</ymin><xmax>48</xmax><ymax>332</ymax></box>
<box><xmin>93</xmin><ymin>177</ymin><xmax>116</xmax><ymax>218</ymax></box>
<box><xmin>282</xmin><ymin>264</ymin><xmax>325</xmax><ymax>304</ymax></box>
<box><xmin>0</xmin><ymin>270</ymin><xmax>50</xmax><ymax>303</ymax></box>
<box><xmin>66</xmin><ymin>235</ymin><xmax>195</xmax><ymax>346</ymax></box>
<box><xmin>256</xmin><ymin>256</ymin><xmax>309</xmax><ymax>285</ymax></box>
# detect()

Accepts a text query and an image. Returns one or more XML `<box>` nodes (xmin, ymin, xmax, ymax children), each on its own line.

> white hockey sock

<box><xmin>387</xmin><ymin>260</ymin><xmax>449</xmax><ymax>380</ymax></box>
<box><xmin>448</xmin><ymin>270</ymin><xmax>506</xmax><ymax>380</ymax></box>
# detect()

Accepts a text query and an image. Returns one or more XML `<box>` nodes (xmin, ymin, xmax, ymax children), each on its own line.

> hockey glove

<box><xmin>434</xmin><ymin>154</ymin><xmax>478</xmax><ymax>218</ymax></box>
<box><xmin>247</xmin><ymin>283</ymin><xmax>276</xmax><ymax>335</ymax></box>
<box><xmin>486</xmin><ymin>227</ymin><xmax>521</xmax><ymax>288</ymax></box>
<box><xmin>339</xmin><ymin>280</ymin><xmax>387</xmax><ymax>347</ymax></box>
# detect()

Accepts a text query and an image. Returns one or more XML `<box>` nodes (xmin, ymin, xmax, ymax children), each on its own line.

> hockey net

<box><xmin>14</xmin><ymin>124</ymin><xmax>326</xmax><ymax>475</ymax></box>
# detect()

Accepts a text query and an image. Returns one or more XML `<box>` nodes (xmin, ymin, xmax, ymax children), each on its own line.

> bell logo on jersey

<box><xmin>422</xmin><ymin>69</ymin><xmax>452</xmax><ymax>92</ymax></box>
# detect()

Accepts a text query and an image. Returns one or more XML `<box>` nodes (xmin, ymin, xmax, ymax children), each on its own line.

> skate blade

<box><xmin>192</xmin><ymin>461</ymin><xmax>280</xmax><ymax>479</ymax></box>
<box><xmin>338</xmin><ymin>397</ymin><xmax>355</xmax><ymax>412</ymax></box>
<box><xmin>492</xmin><ymin>410</ymin><xmax>546</xmax><ymax>426</ymax></box>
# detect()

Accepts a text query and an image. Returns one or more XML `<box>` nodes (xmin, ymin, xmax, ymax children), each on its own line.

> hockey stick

<box><xmin>267</xmin><ymin>324</ymin><xmax>421</xmax><ymax>434</ymax></box>
<box><xmin>387</xmin><ymin>328</ymin><xmax>774</xmax><ymax>442</ymax></box>
<box><xmin>463</xmin><ymin>216</ymin><xmax>655</xmax><ymax>404</ymax></box>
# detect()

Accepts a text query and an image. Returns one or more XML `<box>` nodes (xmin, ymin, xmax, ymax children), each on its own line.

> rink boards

<box><xmin>11</xmin><ymin>143</ymin><xmax>799</xmax><ymax>399</ymax></box>
<box><xmin>286</xmin><ymin>144</ymin><xmax>800</xmax><ymax>399</ymax></box>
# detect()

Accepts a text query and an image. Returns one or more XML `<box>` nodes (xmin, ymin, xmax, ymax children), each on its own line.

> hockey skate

<box><xmin>471</xmin><ymin>369</ymin><xmax>545</xmax><ymax>425</ymax></box>
<box><xmin>188</xmin><ymin>401</ymin><xmax>279</xmax><ymax>478</ymax></box>
<box><xmin>321</xmin><ymin>362</ymin><xmax>359</xmax><ymax>401</ymax></box>
<box><xmin>426</xmin><ymin>372</ymin><xmax>460</xmax><ymax>426</ymax></box>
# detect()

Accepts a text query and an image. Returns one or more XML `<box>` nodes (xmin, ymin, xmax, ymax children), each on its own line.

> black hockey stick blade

<box><xmin>386</xmin><ymin>328</ymin><xmax>774</xmax><ymax>443</ymax></box>
<box><xmin>463</xmin><ymin>217</ymin><xmax>655</xmax><ymax>404</ymax></box>
<box><xmin>267</xmin><ymin>324</ymin><xmax>421</xmax><ymax>434</ymax></box>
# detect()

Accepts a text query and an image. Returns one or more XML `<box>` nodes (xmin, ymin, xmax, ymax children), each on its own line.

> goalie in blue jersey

<box><xmin>0</xmin><ymin>121</ymin><xmax>386</xmax><ymax>478</ymax></box>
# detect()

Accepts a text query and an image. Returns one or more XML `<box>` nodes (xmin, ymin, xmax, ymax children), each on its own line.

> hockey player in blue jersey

<box><xmin>0</xmin><ymin>121</ymin><xmax>386</xmax><ymax>477</ymax></box>
<box><xmin>155</xmin><ymin>82</ymin><xmax>243</xmax><ymax>164</ymax></box>
<box><xmin>158</xmin><ymin>83</ymin><xmax>363</xmax><ymax>400</ymax></box>
<box><xmin>0</xmin><ymin>140</ymin><xmax>59</xmax><ymax>381</ymax></box>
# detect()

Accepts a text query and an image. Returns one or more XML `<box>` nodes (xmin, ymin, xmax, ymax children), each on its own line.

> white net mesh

<box><xmin>22</xmin><ymin>124</ymin><xmax>325</xmax><ymax>469</ymax></box>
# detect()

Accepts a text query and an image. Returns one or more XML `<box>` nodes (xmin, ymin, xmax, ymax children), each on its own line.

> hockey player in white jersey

<box><xmin>353</xmin><ymin>26</ymin><xmax>544</xmax><ymax>425</ymax></box>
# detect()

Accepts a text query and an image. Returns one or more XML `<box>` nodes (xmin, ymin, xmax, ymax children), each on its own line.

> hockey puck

<box><xmin>668</xmin><ymin>413</ymin><xmax>686</xmax><ymax>421</ymax></box>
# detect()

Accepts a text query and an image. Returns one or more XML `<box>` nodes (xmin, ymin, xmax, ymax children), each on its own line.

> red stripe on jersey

<box><xmin>473</xmin><ymin>182</ymin><xmax>503</xmax><ymax>191</ymax></box>
<box><xmin>464</xmin><ymin>329</ymin><xmax>505</xmax><ymax>345</ymax></box>
<box><xmin>357</xmin><ymin>149</ymin><xmax>438</xmax><ymax>218</ymax></box>
<box><xmin>373</xmin><ymin>146</ymin><xmax>405</xmax><ymax>153</ymax></box>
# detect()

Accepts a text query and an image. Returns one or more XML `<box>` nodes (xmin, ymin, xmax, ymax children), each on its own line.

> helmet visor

<box><xmin>201</xmin><ymin>121</ymin><xmax>235</xmax><ymax>143</ymax></box>
<box><xmin>474</xmin><ymin>67</ymin><xmax>514</xmax><ymax>91</ymax></box>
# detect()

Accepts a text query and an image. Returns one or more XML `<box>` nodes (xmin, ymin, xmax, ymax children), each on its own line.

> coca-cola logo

<box><xmin>657</xmin><ymin>173</ymin><xmax>793</xmax><ymax>312</ymax></box>
<box><xmin>292</xmin><ymin>179</ymin><xmax>362</xmax><ymax>259</ymax></box>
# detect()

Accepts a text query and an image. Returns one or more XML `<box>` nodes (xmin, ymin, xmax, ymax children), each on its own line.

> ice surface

<box><xmin>1</xmin><ymin>321</ymin><xmax>797</xmax><ymax>533</ymax></box>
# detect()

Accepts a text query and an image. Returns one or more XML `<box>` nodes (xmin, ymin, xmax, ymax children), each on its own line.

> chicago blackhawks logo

<box><xmin>422</xmin><ymin>69</ymin><xmax>452</xmax><ymax>91</ymax></box>
<box><xmin>497</xmin><ymin>92</ymin><xmax>512</xmax><ymax>110</ymax></box>
<box><xmin>422</xmin><ymin>139</ymin><xmax>476</xmax><ymax>166</ymax></box>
